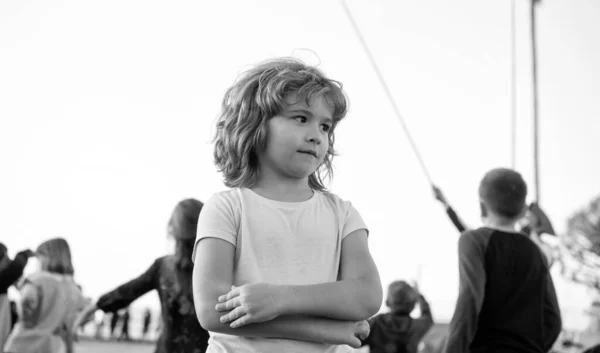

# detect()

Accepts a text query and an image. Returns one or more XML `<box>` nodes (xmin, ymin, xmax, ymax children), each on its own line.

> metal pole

<box><xmin>511</xmin><ymin>0</ymin><xmax>517</xmax><ymax>169</ymax></box>
<box><xmin>531</xmin><ymin>0</ymin><xmax>540</xmax><ymax>202</ymax></box>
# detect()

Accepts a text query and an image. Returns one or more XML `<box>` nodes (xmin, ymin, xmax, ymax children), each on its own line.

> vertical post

<box><xmin>510</xmin><ymin>0</ymin><xmax>517</xmax><ymax>169</ymax></box>
<box><xmin>531</xmin><ymin>0</ymin><xmax>540</xmax><ymax>202</ymax></box>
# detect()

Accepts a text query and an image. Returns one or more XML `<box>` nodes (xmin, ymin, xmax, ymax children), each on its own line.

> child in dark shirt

<box><xmin>362</xmin><ymin>280</ymin><xmax>433</xmax><ymax>353</ymax></box>
<box><xmin>444</xmin><ymin>168</ymin><xmax>562</xmax><ymax>353</ymax></box>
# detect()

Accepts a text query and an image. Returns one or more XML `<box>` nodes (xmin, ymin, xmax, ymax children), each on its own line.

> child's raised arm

<box><xmin>192</xmin><ymin>237</ymin><xmax>368</xmax><ymax>347</ymax></box>
<box><xmin>217</xmin><ymin>229</ymin><xmax>383</xmax><ymax>325</ymax></box>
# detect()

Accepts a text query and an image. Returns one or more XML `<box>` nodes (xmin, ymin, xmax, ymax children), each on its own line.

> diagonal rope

<box><xmin>341</xmin><ymin>0</ymin><xmax>434</xmax><ymax>186</ymax></box>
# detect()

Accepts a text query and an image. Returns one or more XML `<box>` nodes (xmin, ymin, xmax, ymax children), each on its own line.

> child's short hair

<box><xmin>36</xmin><ymin>237</ymin><xmax>75</xmax><ymax>275</ymax></box>
<box><xmin>479</xmin><ymin>168</ymin><xmax>527</xmax><ymax>219</ymax></box>
<box><xmin>213</xmin><ymin>57</ymin><xmax>348</xmax><ymax>191</ymax></box>
<box><xmin>386</xmin><ymin>280</ymin><xmax>419</xmax><ymax>314</ymax></box>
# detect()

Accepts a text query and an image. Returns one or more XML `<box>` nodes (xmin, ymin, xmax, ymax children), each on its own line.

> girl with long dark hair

<box><xmin>75</xmin><ymin>199</ymin><xmax>209</xmax><ymax>353</ymax></box>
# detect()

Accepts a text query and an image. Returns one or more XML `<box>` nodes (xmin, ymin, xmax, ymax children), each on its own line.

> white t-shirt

<box><xmin>193</xmin><ymin>187</ymin><xmax>367</xmax><ymax>353</ymax></box>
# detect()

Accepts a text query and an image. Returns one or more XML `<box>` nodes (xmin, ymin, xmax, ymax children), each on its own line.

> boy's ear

<box><xmin>479</xmin><ymin>201</ymin><xmax>488</xmax><ymax>218</ymax></box>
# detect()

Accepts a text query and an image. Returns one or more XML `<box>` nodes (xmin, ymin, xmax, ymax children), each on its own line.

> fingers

<box><xmin>216</xmin><ymin>285</ymin><xmax>240</xmax><ymax>311</ymax></box>
<box><xmin>356</xmin><ymin>320</ymin><xmax>370</xmax><ymax>340</ymax></box>
<box><xmin>230</xmin><ymin>314</ymin><xmax>252</xmax><ymax>328</ymax></box>
<box><xmin>218</xmin><ymin>287</ymin><xmax>239</xmax><ymax>303</ymax></box>
<box><xmin>348</xmin><ymin>336</ymin><xmax>361</xmax><ymax>349</ymax></box>
<box><xmin>218</xmin><ymin>307</ymin><xmax>254</xmax><ymax>328</ymax></box>
<box><xmin>215</xmin><ymin>297</ymin><xmax>240</xmax><ymax>312</ymax></box>
<box><xmin>220</xmin><ymin>306</ymin><xmax>246</xmax><ymax>325</ymax></box>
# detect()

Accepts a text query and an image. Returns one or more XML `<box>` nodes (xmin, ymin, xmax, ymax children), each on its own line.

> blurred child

<box><xmin>4</xmin><ymin>238</ymin><xmax>88</xmax><ymax>353</ymax></box>
<box><xmin>0</xmin><ymin>244</ymin><xmax>35</xmax><ymax>350</ymax></box>
<box><xmin>74</xmin><ymin>199</ymin><xmax>210</xmax><ymax>353</ymax></box>
<box><xmin>361</xmin><ymin>281</ymin><xmax>433</xmax><ymax>353</ymax></box>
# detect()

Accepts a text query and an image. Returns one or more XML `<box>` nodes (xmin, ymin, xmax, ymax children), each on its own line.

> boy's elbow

<box><xmin>362</xmin><ymin>280</ymin><xmax>383</xmax><ymax>318</ymax></box>
<box><xmin>192</xmin><ymin>290</ymin><xmax>223</xmax><ymax>332</ymax></box>
<box><xmin>359</xmin><ymin>304</ymin><xmax>379</xmax><ymax>319</ymax></box>
<box><xmin>195</xmin><ymin>304</ymin><xmax>221</xmax><ymax>332</ymax></box>
<box><xmin>365</xmin><ymin>296</ymin><xmax>382</xmax><ymax>318</ymax></box>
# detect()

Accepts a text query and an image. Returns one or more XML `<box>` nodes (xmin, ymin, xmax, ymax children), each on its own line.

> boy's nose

<box><xmin>306</xmin><ymin>125</ymin><xmax>322</xmax><ymax>144</ymax></box>
<box><xmin>308</xmin><ymin>136</ymin><xmax>322</xmax><ymax>145</ymax></box>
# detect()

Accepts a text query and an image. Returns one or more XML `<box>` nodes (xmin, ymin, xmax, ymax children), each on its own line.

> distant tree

<box><xmin>558</xmin><ymin>195</ymin><xmax>600</xmax><ymax>293</ymax></box>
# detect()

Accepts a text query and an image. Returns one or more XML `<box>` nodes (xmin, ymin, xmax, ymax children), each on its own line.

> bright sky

<box><xmin>1</xmin><ymin>0</ymin><xmax>599</xmax><ymax>328</ymax></box>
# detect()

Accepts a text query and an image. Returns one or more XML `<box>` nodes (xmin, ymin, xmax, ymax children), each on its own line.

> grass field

<box><xmin>74</xmin><ymin>337</ymin><xmax>442</xmax><ymax>353</ymax></box>
<box><xmin>72</xmin><ymin>323</ymin><xmax>452</xmax><ymax>353</ymax></box>
<box><xmin>76</xmin><ymin>340</ymin><xmax>155</xmax><ymax>353</ymax></box>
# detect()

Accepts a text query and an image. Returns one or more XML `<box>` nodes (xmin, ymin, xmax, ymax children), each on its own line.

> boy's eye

<box><xmin>321</xmin><ymin>124</ymin><xmax>331</xmax><ymax>132</ymax></box>
<box><xmin>294</xmin><ymin>116</ymin><xmax>307</xmax><ymax>123</ymax></box>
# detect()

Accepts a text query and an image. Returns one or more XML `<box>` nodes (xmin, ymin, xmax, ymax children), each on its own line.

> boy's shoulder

<box><xmin>462</xmin><ymin>227</ymin><xmax>493</xmax><ymax>236</ymax></box>
<box><xmin>208</xmin><ymin>188</ymin><xmax>242</xmax><ymax>202</ymax></box>
<box><xmin>319</xmin><ymin>190</ymin><xmax>344</xmax><ymax>201</ymax></box>
<box><xmin>457</xmin><ymin>228</ymin><xmax>496</xmax><ymax>257</ymax></box>
<box><xmin>459</xmin><ymin>227</ymin><xmax>495</xmax><ymax>243</ymax></box>
<box><xmin>462</xmin><ymin>227</ymin><xmax>534</xmax><ymax>246</ymax></box>
<box><xmin>203</xmin><ymin>188</ymin><xmax>245</xmax><ymax>211</ymax></box>
<box><xmin>318</xmin><ymin>191</ymin><xmax>355</xmax><ymax>209</ymax></box>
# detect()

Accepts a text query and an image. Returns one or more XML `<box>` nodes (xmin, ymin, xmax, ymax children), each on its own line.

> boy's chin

<box><xmin>286</xmin><ymin>168</ymin><xmax>319</xmax><ymax>180</ymax></box>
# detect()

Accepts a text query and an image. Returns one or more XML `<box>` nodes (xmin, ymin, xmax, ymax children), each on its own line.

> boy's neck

<box><xmin>252</xmin><ymin>177</ymin><xmax>313</xmax><ymax>202</ymax></box>
<box><xmin>482</xmin><ymin>215</ymin><xmax>520</xmax><ymax>233</ymax></box>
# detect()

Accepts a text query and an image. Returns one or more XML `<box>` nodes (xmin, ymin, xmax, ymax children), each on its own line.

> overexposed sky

<box><xmin>1</xmin><ymin>0</ymin><xmax>599</xmax><ymax>327</ymax></box>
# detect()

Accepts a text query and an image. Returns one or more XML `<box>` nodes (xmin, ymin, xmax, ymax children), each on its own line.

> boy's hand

<box><xmin>215</xmin><ymin>283</ymin><xmax>282</xmax><ymax>328</ymax></box>
<box><xmin>326</xmin><ymin>320</ymin><xmax>370</xmax><ymax>348</ymax></box>
<box><xmin>432</xmin><ymin>186</ymin><xmax>447</xmax><ymax>205</ymax></box>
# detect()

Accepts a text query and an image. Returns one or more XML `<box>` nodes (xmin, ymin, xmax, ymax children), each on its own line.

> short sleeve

<box><xmin>192</xmin><ymin>191</ymin><xmax>240</xmax><ymax>262</ymax></box>
<box><xmin>341</xmin><ymin>201</ymin><xmax>368</xmax><ymax>239</ymax></box>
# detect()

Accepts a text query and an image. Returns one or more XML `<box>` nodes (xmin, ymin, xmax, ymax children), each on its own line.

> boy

<box><xmin>362</xmin><ymin>280</ymin><xmax>433</xmax><ymax>353</ymax></box>
<box><xmin>444</xmin><ymin>168</ymin><xmax>562</xmax><ymax>353</ymax></box>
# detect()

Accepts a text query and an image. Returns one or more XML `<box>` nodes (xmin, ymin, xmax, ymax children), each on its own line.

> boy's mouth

<box><xmin>298</xmin><ymin>150</ymin><xmax>318</xmax><ymax>158</ymax></box>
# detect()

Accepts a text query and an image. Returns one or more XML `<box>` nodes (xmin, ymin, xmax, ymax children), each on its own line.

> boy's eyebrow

<box><xmin>288</xmin><ymin>109</ymin><xmax>334</xmax><ymax>124</ymax></box>
<box><xmin>288</xmin><ymin>108</ymin><xmax>313</xmax><ymax>116</ymax></box>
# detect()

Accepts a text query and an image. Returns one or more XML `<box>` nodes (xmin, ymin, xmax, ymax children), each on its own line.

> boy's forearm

<box><xmin>197</xmin><ymin>283</ymin><xmax>352</xmax><ymax>343</ymax></box>
<box><xmin>203</xmin><ymin>312</ymin><xmax>337</xmax><ymax>343</ymax></box>
<box><xmin>280</xmin><ymin>278</ymin><xmax>381</xmax><ymax>320</ymax></box>
<box><xmin>419</xmin><ymin>296</ymin><xmax>433</xmax><ymax>318</ymax></box>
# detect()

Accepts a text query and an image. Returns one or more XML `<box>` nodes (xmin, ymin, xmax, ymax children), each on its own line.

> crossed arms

<box><xmin>192</xmin><ymin>229</ymin><xmax>382</xmax><ymax>347</ymax></box>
